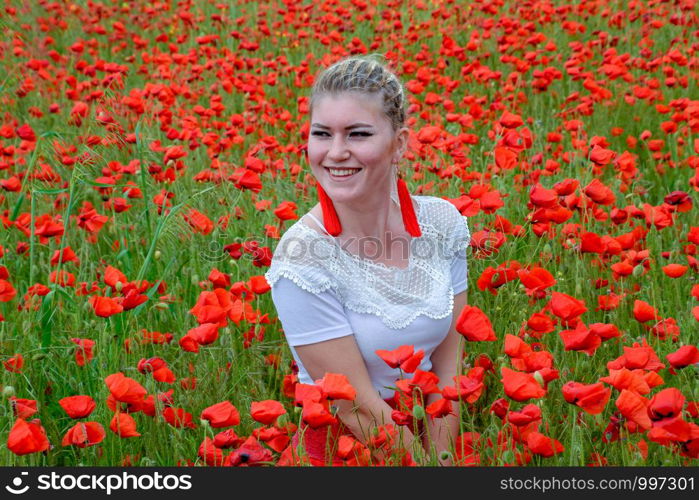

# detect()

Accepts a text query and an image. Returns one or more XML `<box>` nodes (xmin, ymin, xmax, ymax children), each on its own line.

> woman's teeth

<box><xmin>328</xmin><ymin>168</ymin><xmax>361</xmax><ymax>177</ymax></box>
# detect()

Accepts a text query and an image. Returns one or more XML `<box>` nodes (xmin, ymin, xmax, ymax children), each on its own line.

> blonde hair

<box><xmin>310</xmin><ymin>55</ymin><xmax>407</xmax><ymax>131</ymax></box>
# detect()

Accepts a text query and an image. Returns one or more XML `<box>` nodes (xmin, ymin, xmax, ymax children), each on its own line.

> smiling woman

<box><xmin>264</xmin><ymin>55</ymin><xmax>472</xmax><ymax>466</ymax></box>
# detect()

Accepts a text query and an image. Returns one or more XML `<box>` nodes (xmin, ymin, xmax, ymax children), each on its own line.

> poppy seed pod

<box><xmin>412</xmin><ymin>405</ymin><xmax>425</xmax><ymax>420</ymax></box>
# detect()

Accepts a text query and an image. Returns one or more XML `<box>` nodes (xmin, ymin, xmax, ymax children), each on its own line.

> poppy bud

<box><xmin>32</xmin><ymin>353</ymin><xmax>47</xmax><ymax>361</ymax></box>
<box><xmin>2</xmin><ymin>386</ymin><xmax>15</xmax><ymax>397</ymax></box>
<box><xmin>200</xmin><ymin>419</ymin><xmax>210</xmax><ymax>429</ymax></box>
<box><xmin>191</xmin><ymin>275</ymin><xmax>199</xmax><ymax>286</ymax></box>
<box><xmin>412</xmin><ymin>405</ymin><xmax>425</xmax><ymax>420</ymax></box>
<box><xmin>543</xmin><ymin>243</ymin><xmax>552</xmax><ymax>254</ymax></box>
<box><xmin>154</xmin><ymin>302</ymin><xmax>169</xmax><ymax>311</ymax></box>
<box><xmin>115</xmin><ymin>281</ymin><xmax>123</xmax><ymax>292</ymax></box>
<box><xmin>228</xmin><ymin>259</ymin><xmax>236</xmax><ymax>267</ymax></box>
<box><xmin>533</xmin><ymin>371</ymin><xmax>545</xmax><ymax>386</ymax></box>
<box><xmin>140</xmin><ymin>457</ymin><xmax>156</xmax><ymax>466</ymax></box>
<box><xmin>154</xmin><ymin>250</ymin><xmax>162</xmax><ymax>261</ymax></box>
<box><xmin>632</xmin><ymin>264</ymin><xmax>644</xmax><ymax>277</ymax></box>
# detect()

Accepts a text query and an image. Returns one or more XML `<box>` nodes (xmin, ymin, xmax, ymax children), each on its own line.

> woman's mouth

<box><xmin>325</xmin><ymin>167</ymin><xmax>362</xmax><ymax>179</ymax></box>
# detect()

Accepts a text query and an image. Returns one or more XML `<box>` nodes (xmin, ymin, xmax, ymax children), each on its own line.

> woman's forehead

<box><xmin>311</xmin><ymin>91</ymin><xmax>388</xmax><ymax>126</ymax></box>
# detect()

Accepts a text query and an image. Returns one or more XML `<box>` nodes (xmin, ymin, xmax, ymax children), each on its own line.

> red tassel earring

<box><xmin>316</xmin><ymin>182</ymin><xmax>342</xmax><ymax>236</ymax></box>
<box><xmin>397</xmin><ymin>176</ymin><xmax>422</xmax><ymax>238</ymax></box>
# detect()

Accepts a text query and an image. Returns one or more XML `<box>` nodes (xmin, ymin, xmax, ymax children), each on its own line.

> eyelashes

<box><xmin>310</xmin><ymin>131</ymin><xmax>373</xmax><ymax>137</ymax></box>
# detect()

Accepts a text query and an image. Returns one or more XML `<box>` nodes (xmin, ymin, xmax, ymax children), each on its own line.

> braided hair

<box><xmin>310</xmin><ymin>55</ymin><xmax>407</xmax><ymax>132</ymax></box>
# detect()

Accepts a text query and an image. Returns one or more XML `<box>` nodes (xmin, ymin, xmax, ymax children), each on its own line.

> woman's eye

<box><xmin>311</xmin><ymin>131</ymin><xmax>329</xmax><ymax>137</ymax></box>
<box><xmin>351</xmin><ymin>132</ymin><xmax>372</xmax><ymax>137</ymax></box>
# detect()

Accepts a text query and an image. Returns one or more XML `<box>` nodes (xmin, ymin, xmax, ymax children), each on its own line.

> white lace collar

<box><xmin>264</xmin><ymin>195</ymin><xmax>471</xmax><ymax>329</ymax></box>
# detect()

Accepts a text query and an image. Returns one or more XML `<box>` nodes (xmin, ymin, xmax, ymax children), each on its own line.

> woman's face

<box><xmin>308</xmin><ymin>91</ymin><xmax>408</xmax><ymax>206</ymax></box>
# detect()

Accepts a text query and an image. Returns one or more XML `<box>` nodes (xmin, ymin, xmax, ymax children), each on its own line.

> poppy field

<box><xmin>1</xmin><ymin>0</ymin><xmax>698</xmax><ymax>467</ymax></box>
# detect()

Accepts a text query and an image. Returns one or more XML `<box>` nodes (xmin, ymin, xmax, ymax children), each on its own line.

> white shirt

<box><xmin>265</xmin><ymin>195</ymin><xmax>471</xmax><ymax>399</ymax></box>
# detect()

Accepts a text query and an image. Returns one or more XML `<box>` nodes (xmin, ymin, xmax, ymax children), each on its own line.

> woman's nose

<box><xmin>327</xmin><ymin>136</ymin><xmax>350</xmax><ymax>161</ymax></box>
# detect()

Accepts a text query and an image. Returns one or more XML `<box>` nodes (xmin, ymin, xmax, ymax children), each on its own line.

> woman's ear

<box><xmin>393</xmin><ymin>126</ymin><xmax>410</xmax><ymax>163</ymax></box>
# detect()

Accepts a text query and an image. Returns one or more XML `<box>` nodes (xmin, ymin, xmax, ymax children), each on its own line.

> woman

<box><xmin>264</xmin><ymin>56</ymin><xmax>471</xmax><ymax>465</ymax></box>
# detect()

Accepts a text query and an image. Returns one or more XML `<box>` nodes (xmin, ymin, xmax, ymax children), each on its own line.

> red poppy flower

<box><xmin>499</xmin><ymin>111</ymin><xmax>523</xmax><ymax>129</ymax></box>
<box><xmin>455</xmin><ymin>306</ymin><xmax>497</xmax><ymax>341</ymax></box>
<box><xmin>562</xmin><ymin>381</ymin><xmax>611</xmax><ymax>414</ymax></box>
<box><xmin>294</xmin><ymin>383</ymin><xmax>323</xmax><ymax>407</ymax></box>
<box><xmin>3</xmin><ymin>353</ymin><xmax>23</xmax><ymax>373</ymax></box>
<box><xmin>198</xmin><ymin>437</ymin><xmax>225</xmax><ymax>466</ymax></box>
<box><xmin>600</xmin><ymin>368</ymin><xmax>651</xmax><ymax>395</ymax></box>
<box><xmin>501</xmin><ymin>367</ymin><xmax>546</xmax><ymax>402</ymax></box>
<box><xmin>442</xmin><ymin>374</ymin><xmax>485</xmax><ymax>403</ymax></box>
<box><xmin>548</xmin><ymin>292</ymin><xmax>587</xmax><ymax>323</ymax></box>
<box><xmin>559</xmin><ymin>322</ymin><xmax>601</xmax><ymax>356</ymax></box>
<box><xmin>648</xmin><ymin>388</ymin><xmax>685</xmax><ymax>421</ymax></box>
<box><xmin>187</xmin><ymin>323</ymin><xmax>220</xmax><ymax>345</ymax></box>
<box><xmin>110</xmin><ymin>412</ymin><xmax>141</xmax><ymax>438</ymax></box>
<box><xmin>528</xmin><ymin>183</ymin><xmax>559</xmax><ymax>208</ymax></box>
<box><xmin>103</xmin><ymin>265</ymin><xmax>127</xmax><ymax>289</ymax></box>
<box><xmin>315</xmin><ymin>373</ymin><xmax>356</xmax><ymax>401</ymax></box>
<box><xmin>183</xmin><ymin>209</ymin><xmax>214</xmax><ymax>235</ymax></box>
<box><xmin>527</xmin><ymin>431</ymin><xmax>564</xmax><ymax>457</ymax></box>
<box><xmin>104</xmin><ymin>372</ymin><xmax>147</xmax><ymax>405</ymax></box>
<box><xmin>426</xmin><ymin>398</ymin><xmax>453</xmax><ymax>419</ymax></box>
<box><xmin>633</xmin><ymin>299</ymin><xmax>660</xmax><ymax>323</ymax></box>
<box><xmin>59</xmin><ymin>395</ymin><xmax>97</xmax><ymax>419</ymax></box>
<box><xmin>416</xmin><ymin>125</ymin><xmax>441</xmax><ymax>143</ymax></box>
<box><xmin>588</xmin><ymin>146</ymin><xmax>615</xmax><ymax>166</ymax></box>
<box><xmin>162</xmin><ymin>407</ymin><xmax>196</xmax><ymax>429</ymax></box>
<box><xmin>225</xmin><ymin>436</ymin><xmax>273</xmax><ymax>466</ymax></box>
<box><xmin>10</xmin><ymin>397</ymin><xmax>38</xmax><ymax>419</ymax></box>
<box><xmin>647</xmin><ymin>416</ymin><xmax>695</xmax><ymax>446</ymax></box>
<box><xmin>607</xmin><ymin>340</ymin><xmax>666</xmax><ymax>372</ymax></box>
<box><xmin>62</xmin><ymin>421</ymin><xmax>106</xmax><ymax>448</ymax></box>
<box><xmin>250</xmin><ymin>400</ymin><xmax>286</xmax><ymax>425</ymax></box>
<box><xmin>273</xmin><ymin>201</ymin><xmax>299</xmax><ymax>221</ymax></box>
<box><xmin>201</xmin><ymin>401</ymin><xmax>241</xmax><ymax>428</ymax></box>
<box><xmin>302</xmin><ymin>400</ymin><xmax>337</xmax><ymax>429</ymax></box>
<box><xmin>89</xmin><ymin>295</ymin><xmax>123</xmax><ymax>318</ymax></box>
<box><xmin>615</xmin><ymin>390</ymin><xmax>652</xmax><ymax>430</ymax></box>
<box><xmin>376</xmin><ymin>345</ymin><xmax>415</xmax><ymax>369</ymax></box>
<box><xmin>395</xmin><ymin>369</ymin><xmax>441</xmax><ymax>396</ymax></box>
<box><xmin>517</xmin><ymin>267</ymin><xmax>556</xmax><ymax>298</ymax></box>
<box><xmin>214</xmin><ymin>429</ymin><xmax>243</xmax><ymax>449</ymax></box>
<box><xmin>508</xmin><ymin>404</ymin><xmax>542</xmax><ymax>426</ymax></box>
<box><xmin>662</xmin><ymin>264</ymin><xmax>688</xmax><ymax>278</ymax></box>
<box><xmin>666</xmin><ymin>345</ymin><xmax>699</xmax><ymax>369</ymax></box>
<box><xmin>7</xmin><ymin>418</ymin><xmax>50</xmax><ymax>455</ymax></box>
<box><xmin>0</xmin><ymin>279</ymin><xmax>18</xmax><ymax>302</ymax></box>
<box><xmin>583</xmin><ymin>178</ymin><xmax>616</xmax><ymax>205</ymax></box>
<box><xmin>400</xmin><ymin>349</ymin><xmax>424</xmax><ymax>373</ymax></box>
<box><xmin>71</xmin><ymin>338</ymin><xmax>95</xmax><ymax>366</ymax></box>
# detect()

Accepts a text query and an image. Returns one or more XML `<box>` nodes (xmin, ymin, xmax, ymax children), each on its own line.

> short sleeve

<box><xmin>270</xmin><ymin>277</ymin><xmax>354</xmax><ymax>347</ymax></box>
<box><xmin>444</xmin><ymin>204</ymin><xmax>470</xmax><ymax>295</ymax></box>
<box><xmin>450</xmin><ymin>246</ymin><xmax>468</xmax><ymax>294</ymax></box>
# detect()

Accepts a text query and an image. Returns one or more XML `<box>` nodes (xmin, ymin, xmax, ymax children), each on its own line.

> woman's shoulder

<box><xmin>264</xmin><ymin>207</ymin><xmax>338</xmax><ymax>293</ymax></box>
<box><xmin>414</xmin><ymin>195</ymin><xmax>471</xmax><ymax>252</ymax></box>
<box><xmin>414</xmin><ymin>195</ymin><xmax>467</xmax><ymax>228</ymax></box>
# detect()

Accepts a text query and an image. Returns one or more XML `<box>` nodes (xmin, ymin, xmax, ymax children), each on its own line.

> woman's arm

<box><xmin>424</xmin><ymin>289</ymin><xmax>468</xmax><ymax>464</ymax></box>
<box><xmin>295</xmin><ymin>335</ymin><xmax>424</xmax><ymax>461</ymax></box>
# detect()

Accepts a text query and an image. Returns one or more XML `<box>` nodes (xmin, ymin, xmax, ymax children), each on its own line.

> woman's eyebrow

<box><xmin>311</xmin><ymin>123</ymin><xmax>375</xmax><ymax>129</ymax></box>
